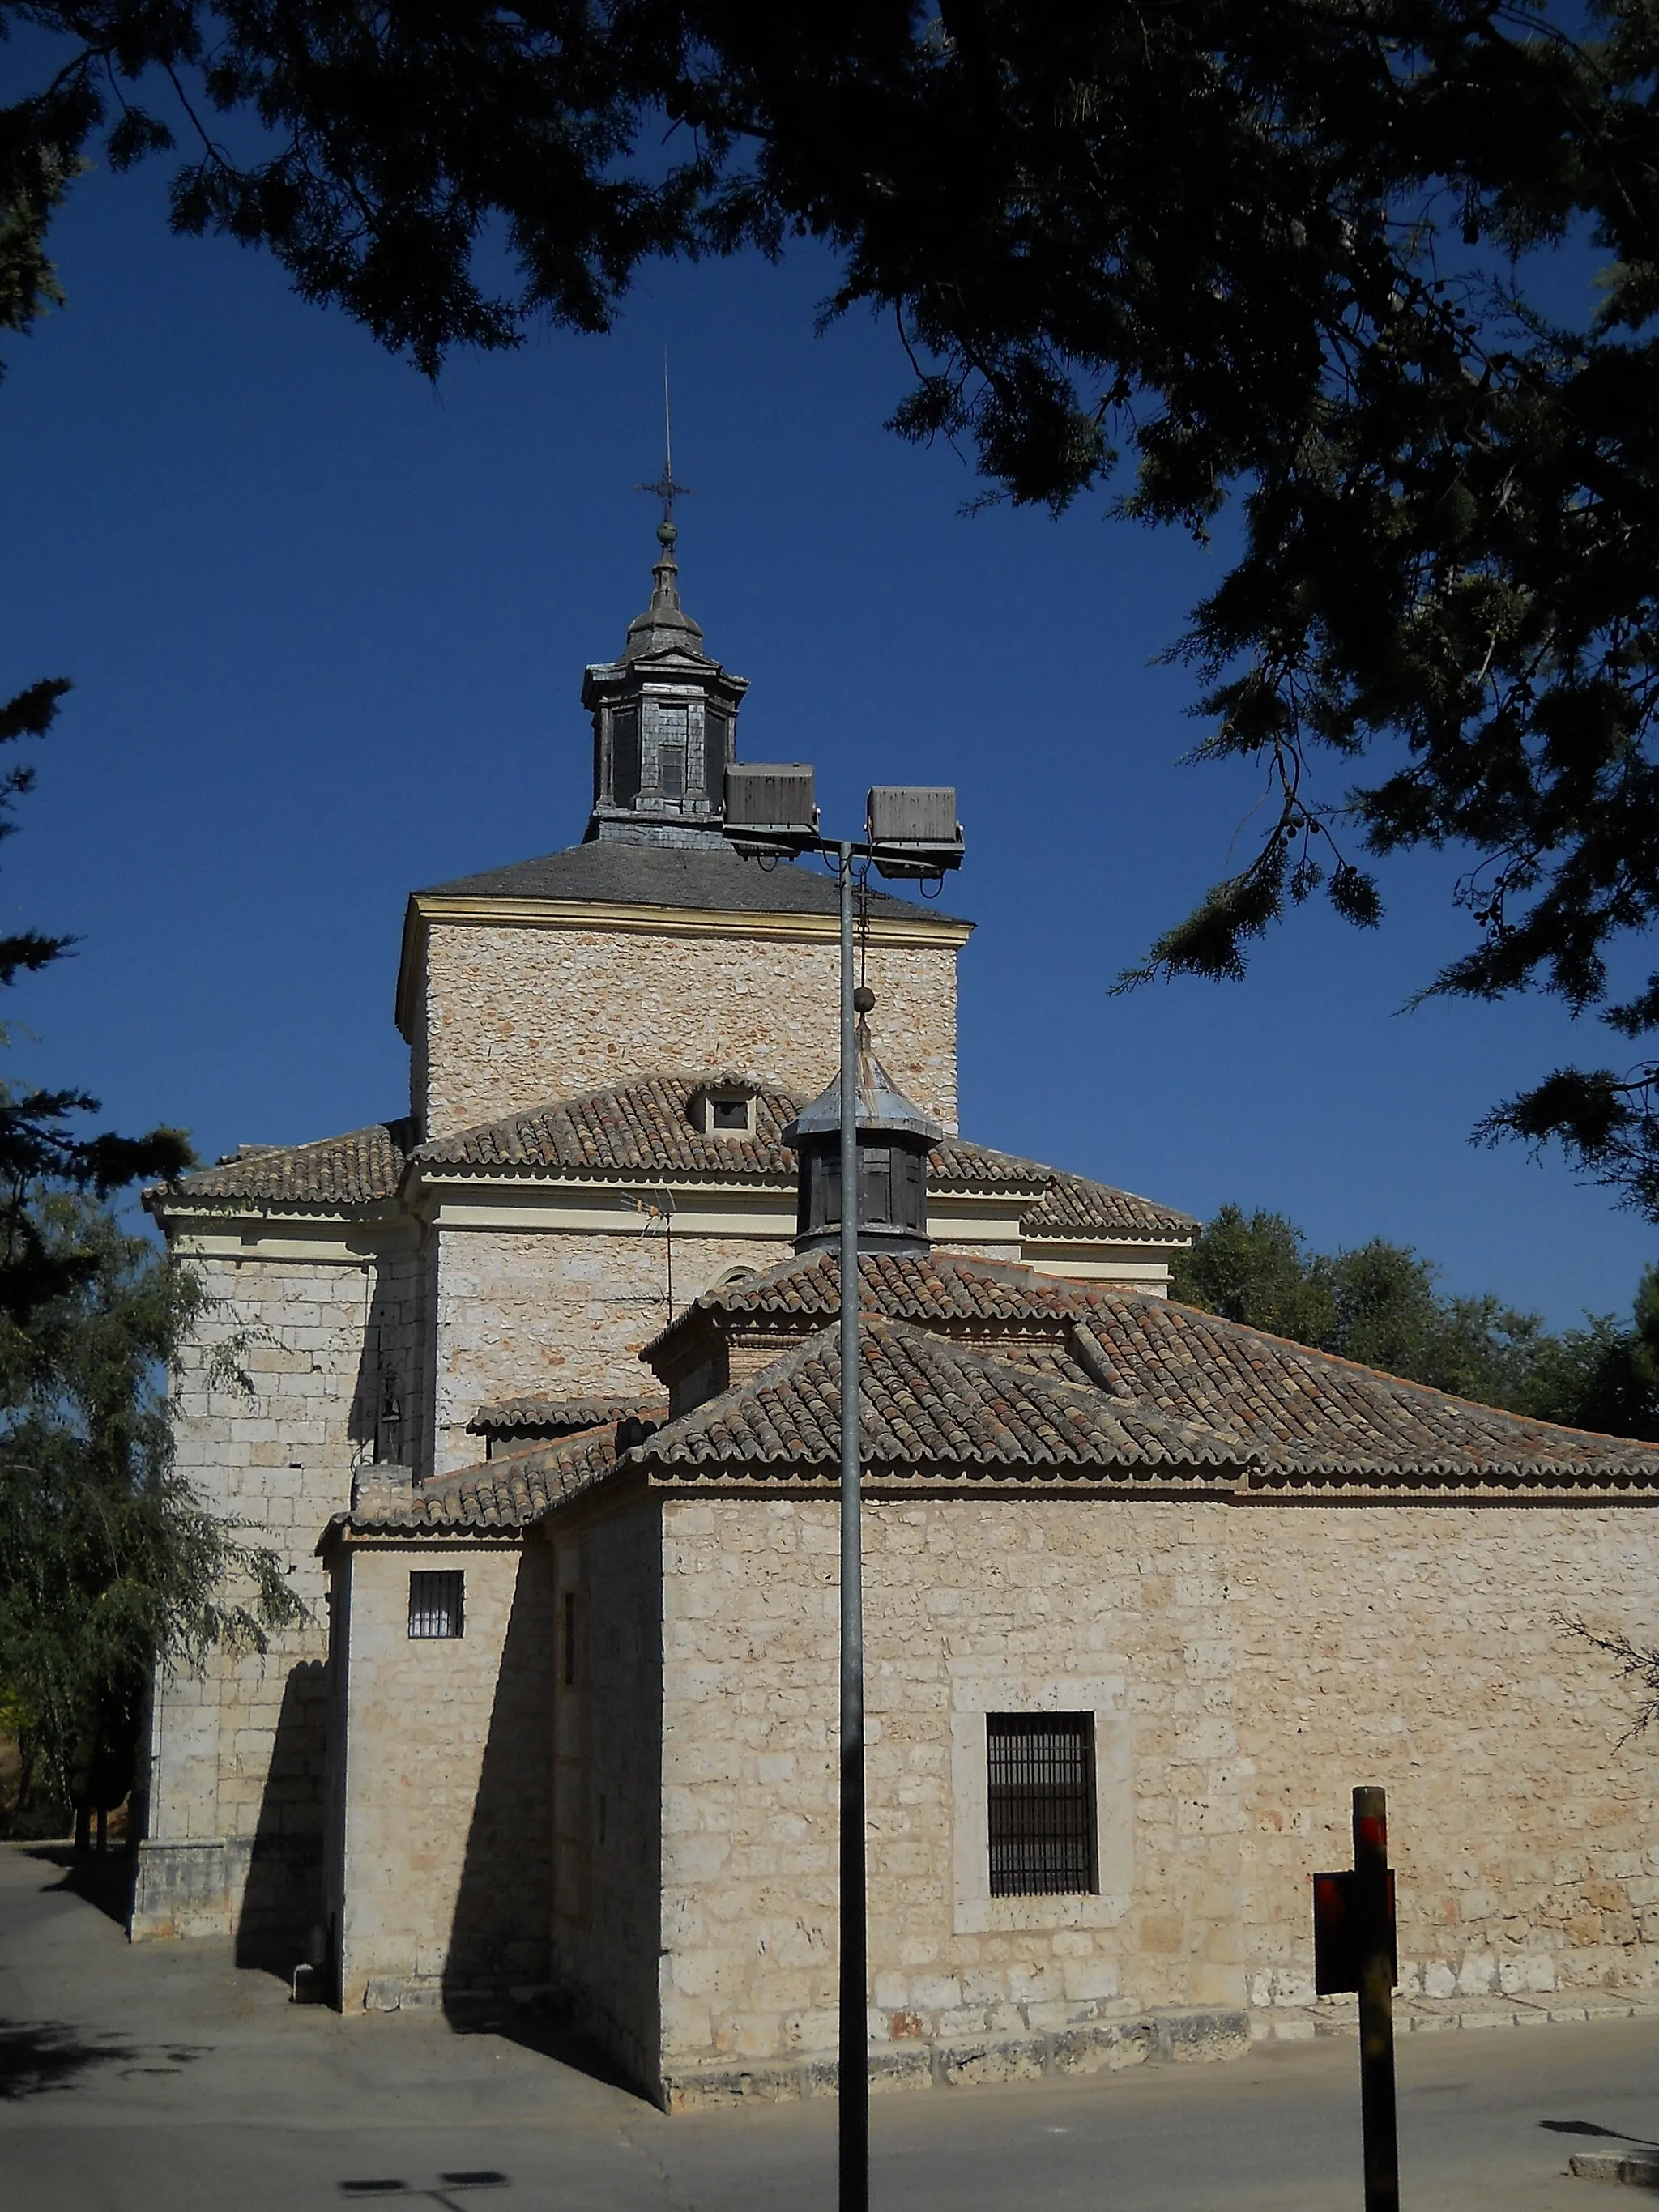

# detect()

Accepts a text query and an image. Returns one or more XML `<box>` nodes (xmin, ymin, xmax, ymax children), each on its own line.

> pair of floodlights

<box><xmin>722</xmin><ymin>763</ymin><xmax>964</xmax><ymax>880</ymax></box>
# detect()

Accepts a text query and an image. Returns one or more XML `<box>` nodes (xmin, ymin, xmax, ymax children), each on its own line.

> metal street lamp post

<box><xmin>723</xmin><ymin>771</ymin><xmax>963</xmax><ymax>2212</ymax></box>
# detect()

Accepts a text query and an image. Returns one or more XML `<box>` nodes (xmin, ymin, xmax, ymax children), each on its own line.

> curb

<box><xmin>1252</xmin><ymin>1993</ymin><xmax>1659</xmax><ymax>2044</ymax></box>
<box><xmin>662</xmin><ymin>2005</ymin><xmax>1250</xmax><ymax>2112</ymax></box>
<box><xmin>1568</xmin><ymin>2146</ymin><xmax>1659</xmax><ymax>2187</ymax></box>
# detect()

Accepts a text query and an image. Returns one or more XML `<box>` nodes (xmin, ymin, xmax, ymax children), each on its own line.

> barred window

<box><xmin>408</xmin><ymin>1571</ymin><xmax>464</xmax><ymax>1640</ymax></box>
<box><xmin>987</xmin><ymin>1713</ymin><xmax>1097</xmax><ymax>1897</ymax></box>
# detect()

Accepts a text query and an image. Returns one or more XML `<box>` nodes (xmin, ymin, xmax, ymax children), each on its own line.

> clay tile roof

<box><xmin>633</xmin><ymin>1315</ymin><xmax>1239</xmax><ymax>1477</ymax></box>
<box><xmin>158</xmin><ymin>1119</ymin><xmax>417</xmax><ymax>1210</ymax></box>
<box><xmin>415</xmin><ymin>1076</ymin><xmax>1192</xmax><ymax>1239</ymax></box>
<box><xmin>416</xmin><ymin>1075</ymin><xmax>801</xmax><ymax>1176</ymax></box>
<box><xmin>1076</xmin><ymin>1294</ymin><xmax>1659</xmax><ymax>1482</ymax></box>
<box><xmin>642</xmin><ymin>1249</ymin><xmax>1659</xmax><ymax>1485</ymax></box>
<box><xmin>650</xmin><ymin>1247</ymin><xmax>1097</xmax><ymax>1341</ymax></box>
<box><xmin>337</xmin><ymin>1424</ymin><xmax>623</xmax><ymax>1535</ymax></box>
<box><xmin>468</xmin><ymin>1395</ymin><xmax>667</xmax><ymax>1436</ymax></box>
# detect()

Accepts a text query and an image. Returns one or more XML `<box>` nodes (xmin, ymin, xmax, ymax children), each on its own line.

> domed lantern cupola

<box><xmin>784</xmin><ymin>995</ymin><xmax>943</xmax><ymax>1257</ymax></box>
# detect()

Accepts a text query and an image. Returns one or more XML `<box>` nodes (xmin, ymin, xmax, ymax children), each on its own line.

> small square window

<box><xmin>408</xmin><ymin>1570</ymin><xmax>464</xmax><ymax>1639</ymax></box>
<box><xmin>987</xmin><ymin>1713</ymin><xmax>1096</xmax><ymax>1896</ymax></box>
<box><xmin>711</xmin><ymin>1097</ymin><xmax>748</xmax><ymax>1132</ymax></box>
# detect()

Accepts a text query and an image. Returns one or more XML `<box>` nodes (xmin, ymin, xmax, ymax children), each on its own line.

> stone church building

<box><xmin>133</xmin><ymin>520</ymin><xmax>1659</xmax><ymax>2109</ymax></box>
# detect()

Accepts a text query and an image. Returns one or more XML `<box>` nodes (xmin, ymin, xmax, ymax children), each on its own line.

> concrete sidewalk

<box><xmin>4</xmin><ymin>1840</ymin><xmax>1659</xmax><ymax>2212</ymax></box>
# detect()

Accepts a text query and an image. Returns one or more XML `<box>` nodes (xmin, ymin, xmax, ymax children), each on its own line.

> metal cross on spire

<box><xmin>637</xmin><ymin>354</ymin><xmax>695</xmax><ymax>525</ymax></box>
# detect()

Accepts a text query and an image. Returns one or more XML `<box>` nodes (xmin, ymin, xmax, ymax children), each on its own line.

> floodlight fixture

<box><xmin>864</xmin><ymin>786</ymin><xmax>964</xmax><ymax>879</ymax></box>
<box><xmin>722</xmin><ymin>763</ymin><xmax>819</xmax><ymax>855</ymax></box>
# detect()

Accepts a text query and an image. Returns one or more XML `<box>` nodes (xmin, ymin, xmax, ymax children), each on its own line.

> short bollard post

<box><xmin>1312</xmin><ymin>1784</ymin><xmax>1400</xmax><ymax>2212</ymax></box>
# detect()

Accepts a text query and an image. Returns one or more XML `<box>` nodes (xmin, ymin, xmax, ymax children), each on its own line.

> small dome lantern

<box><xmin>784</xmin><ymin>1008</ymin><xmax>942</xmax><ymax>1257</ymax></box>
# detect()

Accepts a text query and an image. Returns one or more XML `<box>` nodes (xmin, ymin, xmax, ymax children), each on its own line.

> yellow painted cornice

<box><xmin>395</xmin><ymin>890</ymin><xmax>972</xmax><ymax>1039</ymax></box>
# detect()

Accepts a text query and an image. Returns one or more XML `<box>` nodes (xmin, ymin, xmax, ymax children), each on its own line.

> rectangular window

<box><xmin>987</xmin><ymin>1713</ymin><xmax>1097</xmax><ymax>1896</ymax></box>
<box><xmin>408</xmin><ymin>1571</ymin><xmax>464</xmax><ymax>1640</ymax></box>
<box><xmin>612</xmin><ymin>708</ymin><xmax>640</xmax><ymax>808</ymax></box>
<box><xmin>710</xmin><ymin>1097</ymin><xmax>749</xmax><ymax>1132</ymax></box>
<box><xmin>659</xmin><ymin>744</ymin><xmax>686</xmax><ymax>799</ymax></box>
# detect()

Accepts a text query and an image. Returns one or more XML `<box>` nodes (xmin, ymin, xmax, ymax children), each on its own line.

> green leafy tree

<box><xmin>0</xmin><ymin>1196</ymin><xmax>304</xmax><ymax>1840</ymax></box>
<box><xmin>0</xmin><ymin>683</ymin><xmax>296</xmax><ymax>1839</ymax></box>
<box><xmin>1174</xmin><ymin>1202</ymin><xmax>1659</xmax><ymax>1438</ymax></box>
<box><xmin>10</xmin><ymin>3</ymin><xmax>1659</xmax><ymax>1204</ymax></box>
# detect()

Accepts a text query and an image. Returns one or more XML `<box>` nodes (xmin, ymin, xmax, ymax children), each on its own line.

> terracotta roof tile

<box><xmin>338</xmin><ymin>1424</ymin><xmax>623</xmax><ymax>1534</ymax></box>
<box><xmin>156</xmin><ymin>1078</ymin><xmax>1192</xmax><ymax>1243</ymax></box>
<box><xmin>418</xmin><ymin>1076</ymin><xmax>801</xmax><ymax>1177</ymax></box>
<box><xmin>468</xmin><ymin>1395</ymin><xmax>667</xmax><ymax>1436</ymax></box>
<box><xmin>646</xmin><ymin>1250</ymin><xmax>1659</xmax><ymax>1485</ymax></box>
<box><xmin>633</xmin><ymin>1316</ymin><xmax>1236</xmax><ymax>1477</ymax></box>
<box><xmin>160</xmin><ymin>1120</ymin><xmax>416</xmax><ymax>1209</ymax></box>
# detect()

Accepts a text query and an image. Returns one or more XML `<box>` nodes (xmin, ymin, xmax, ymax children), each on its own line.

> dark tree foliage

<box><xmin>0</xmin><ymin>681</ymin><xmax>193</xmax><ymax>1320</ymax></box>
<box><xmin>0</xmin><ymin>684</ymin><xmax>288</xmax><ymax>1836</ymax></box>
<box><xmin>0</xmin><ymin>1196</ymin><xmax>305</xmax><ymax>1834</ymax></box>
<box><xmin>1174</xmin><ymin>1200</ymin><xmax>1659</xmax><ymax>1437</ymax></box>
<box><xmin>7</xmin><ymin>3</ymin><xmax>1659</xmax><ymax>1203</ymax></box>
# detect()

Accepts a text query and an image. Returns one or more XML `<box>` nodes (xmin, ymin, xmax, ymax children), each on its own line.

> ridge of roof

<box><xmin>643</xmin><ymin>1247</ymin><xmax>1099</xmax><ymax>1355</ymax></box>
<box><xmin>468</xmin><ymin>1394</ymin><xmax>667</xmax><ymax>1435</ymax></box>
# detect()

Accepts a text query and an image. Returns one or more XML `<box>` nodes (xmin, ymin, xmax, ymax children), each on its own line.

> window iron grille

<box><xmin>987</xmin><ymin>1713</ymin><xmax>1097</xmax><ymax>1897</ymax></box>
<box><xmin>408</xmin><ymin>1571</ymin><xmax>464</xmax><ymax>1640</ymax></box>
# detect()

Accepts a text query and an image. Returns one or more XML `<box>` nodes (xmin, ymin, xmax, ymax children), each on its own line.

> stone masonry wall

<box><xmin>431</xmin><ymin>1228</ymin><xmax>788</xmax><ymax>1473</ymax></box>
<box><xmin>415</xmin><ymin>923</ymin><xmax>960</xmax><ymax>1139</ymax></box>
<box><xmin>656</xmin><ymin>1493</ymin><xmax>1240</xmax><ymax>2102</ymax></box>
<box><xmin>134</xmin><ymin>1241</ymin><xmax>423</xmax><ymax>1954</ymax></box>
<box><xmin>335</xmin><ymin>1541</ymin><xmax>556</xmax><ymax>2013</ymax></box>
<box><xmin>548</xmin><ymin>1495</ymin><xmax>665</xmax><ymax>2093</ymax></box>
<box><xmin>653</xmin><ymin>1489</ymin><xmax>1659</xmax><ymax>2103</ymax></box>
<box><xmin>1230</xmin><ymin>1501</ymin><xmax>1659</xmax><ymax>2007</ymax></box>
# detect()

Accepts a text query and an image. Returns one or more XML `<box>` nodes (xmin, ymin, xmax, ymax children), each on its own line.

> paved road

<box><xmin>4</xmin><ymin>1842</ymin><xmax>1659</xmax><ymax>2212</ymax></box>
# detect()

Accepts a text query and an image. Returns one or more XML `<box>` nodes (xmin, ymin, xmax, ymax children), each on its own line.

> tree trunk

<box><xmin>73</xmin><ymin>1801</ymin><xmax>90</xmax><ymax>1856</ymax></box>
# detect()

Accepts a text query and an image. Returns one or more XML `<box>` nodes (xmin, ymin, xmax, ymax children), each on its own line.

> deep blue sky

<box><xmin>2</xmin><ymin>154</ymin><xmax>1652</xmax><ymax>1328</ymax></box>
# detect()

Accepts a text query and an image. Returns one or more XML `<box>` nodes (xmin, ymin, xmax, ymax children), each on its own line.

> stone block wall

<box><xmin>334</xmin><ymin>1540</ymin><xmax>557</xmax><ymax>2012</ymax></box>
<box><xmin>548</xmin><ymin>1494</ymin><xmax>665</xmax><ymax>2091</ymax></box>
<box><xmin>414</xmin><ymin>921</ymin><xmax>961</xmax><ymax>1139</ymax></box>
<box><xmin>644</xmin><ymin>1487</ymin><xmax>1659</xmax><ymax>2103</ymax></box>
<box><xmin>1230</xmin><ymin>1501</ymin><xmax>1659</xmax><ymax>2006</ymax></box>
<box><xmin>430</xmin><ymin>1228</ymin><xmax>788</xmax><ymax>1473</ymax></box>
<box><xmin>134</xmin><ymin>1238</ymin><xmax>424</xmax><ymax>1953</ymax></box>
<box><xmin>653</xmin><ymin>1492</ymin><xmax>1240</xmax><ymax>2102</ymax></box>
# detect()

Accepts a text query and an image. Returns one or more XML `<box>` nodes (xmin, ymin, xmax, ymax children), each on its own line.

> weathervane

<box><xmin>637</xmin><ymin>353</ymin><xmax>695</xmax><ymax>530</ymax></box>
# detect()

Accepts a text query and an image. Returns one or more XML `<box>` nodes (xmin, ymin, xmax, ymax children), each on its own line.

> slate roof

<box><xmin>157</xmin><ymin>1120</ymin><xmax>417</xmax><ymax>1210</ymax></box>
<box><xmin>630</xmin><ymin>1315</ymin><xmax>1236</xmax><ymax>1477</ymax></box>
<box><xmin>336</xmin><ymin>1423</ymin><xmax>623</xmax><ymax>1535</ymax></box>
<box><xmin>468</xmin><ymin>1395</ymin><xmax>667</xmax><ymax>1437</ymax></box>
<box><xmin>418</xmin><ymin>839</ymin><xmax>966</xmax><ymax>928</ymax></box>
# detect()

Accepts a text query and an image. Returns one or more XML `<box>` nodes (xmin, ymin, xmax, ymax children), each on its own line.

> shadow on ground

<box><xmin>446</xmin><ymin>2001</ymin><xmax>642</xmax><ymax>2101</ymax></box>
<box><xmin>1541</xmin><ymin>2120</ymin><xmax>1659</xmax><ymax>2149</ymax></box>
<box><xmin>24</xmin><ymin>1845</ymin><xmax>134</xmax><ymax>1929</ymax></box>
<box><xmin>0</xmin><ymin>2020</ymin><xmax>143</xmax><ymax>2098</ymax></box>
